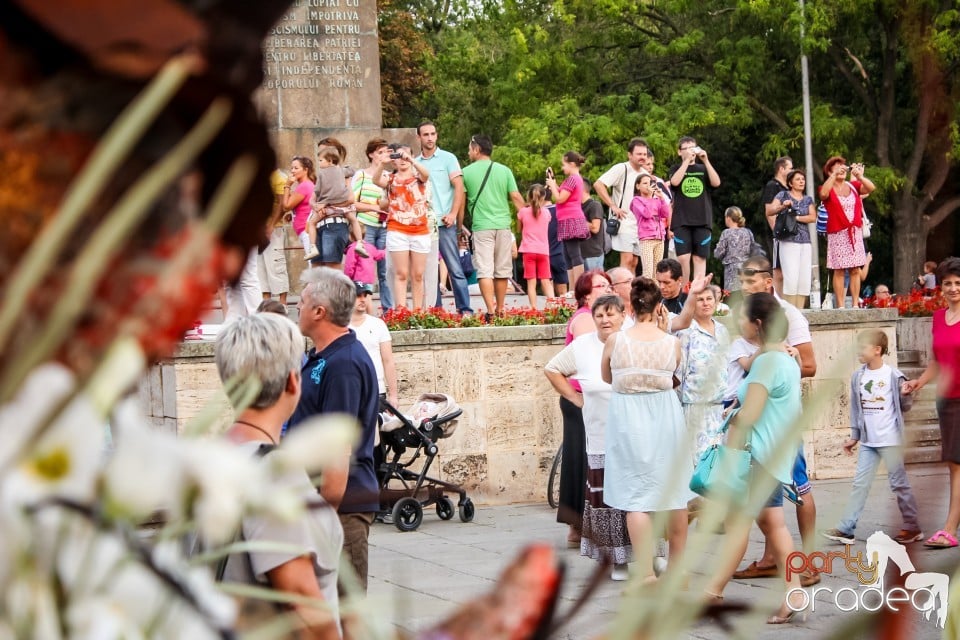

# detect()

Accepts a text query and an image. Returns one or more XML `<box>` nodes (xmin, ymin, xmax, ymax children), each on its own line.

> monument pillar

<box><xmin>256</xmin><ymin>0</ymin><xmax>419</xmax><ymax>297</ymax></box>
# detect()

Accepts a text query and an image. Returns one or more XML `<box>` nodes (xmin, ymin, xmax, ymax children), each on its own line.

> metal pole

<box><xmin>801</xmin><ymin>0</ymin><xmax>822</xmax><ymax>309</ymax></box>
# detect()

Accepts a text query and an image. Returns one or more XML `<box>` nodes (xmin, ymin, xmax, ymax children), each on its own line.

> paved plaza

<box><xmin>368</xmin><ymin>464</ymin><xmax>956</xmax><ymax>639</ymax></box>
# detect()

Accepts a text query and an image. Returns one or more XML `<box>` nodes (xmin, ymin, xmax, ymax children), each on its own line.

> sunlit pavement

<box><xmin>368</xmin><ymin>465</ymin><xmax>954</xmax><ymax>639</ymax></box>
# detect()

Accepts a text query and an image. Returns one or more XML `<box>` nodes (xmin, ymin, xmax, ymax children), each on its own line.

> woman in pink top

<box><xmin>517</xmin><ymin>184</ymin><xmax>555</xmax><ymax>308</ymax></box>
<box><xmin>905</xmin><ymin>257</ymin><xmax>960</xmax><ymax>548</ymax></box>
<box><xmin>282</xmin><ymin>156</ymin><xmax>317</xmax><ymax>256</ymax></box>
<box><xmin>547</xmin><ymin>151</ymin><xmax>589</xmax><ymax>286</ymax></box>
<box><xmin>629</xmin><ymin>174</ymin><xmax>671</xmax><ymax>279</ymax></box>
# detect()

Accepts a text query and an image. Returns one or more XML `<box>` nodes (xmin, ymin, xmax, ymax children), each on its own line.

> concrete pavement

<box><xmin>368</xmin><ymin>464</ymin><xmax>956</xmax><ymax>639</ymax></box>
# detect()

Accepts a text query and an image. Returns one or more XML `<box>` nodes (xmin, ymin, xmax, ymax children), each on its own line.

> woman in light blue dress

<box><xmin>601</xmin><ymin>278</ymin><xmax>693</xmax><ymax>585</ymax></box>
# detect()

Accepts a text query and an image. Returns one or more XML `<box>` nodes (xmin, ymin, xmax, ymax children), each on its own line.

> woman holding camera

<box><xmin>773</xmin><ymin>170</ymin><xmax>816</xmax><ymax>309</ymax></box>
<box><xmin>547</xmin><ymin>151</ymin><xmax>589</xmax><ymax>285</ymax></box>
<box><xmin>819</xmin><ymin>156</ymin><xmax>875</xmax><ymax>308</ymax></box>
<box><xmin>380</xmin><ymin>144</ymin><xmax>432</xmax><ymax>309</ymax></box>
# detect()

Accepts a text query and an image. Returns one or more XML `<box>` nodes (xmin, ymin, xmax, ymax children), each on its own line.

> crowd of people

<box><xmin>544</xmin><ymin>256</ymin><xmax>960</xmax><ymax>625</ymax></box>
<box><xmin>232</xmin><ymin>127</ymin><xmax>951</xmax><ymax>324</ymax></box>
<box><xmin>207</xmin><ymin>122</ymin><xmax>960</xmax><ymax>634</ymax></box>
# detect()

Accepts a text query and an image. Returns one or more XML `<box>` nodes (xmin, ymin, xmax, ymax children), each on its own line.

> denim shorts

<box><xmin>311</xmin><ymin>221</ymin><xmax>349</xmax><ymax>264</ymax></box>
<box><xmin>792</xmin><ymin>447</ymin><xmax>812</xmax><ymax>496</ymax></box>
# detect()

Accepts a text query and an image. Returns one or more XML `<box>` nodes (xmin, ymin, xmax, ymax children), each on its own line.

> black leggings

<box><xmin>557</xmin><ymin>396</ymin><xmax>586</xmax><ymax>528</ymax></box>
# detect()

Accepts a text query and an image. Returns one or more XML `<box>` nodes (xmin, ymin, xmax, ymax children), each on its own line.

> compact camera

<box><xmin>389</xmin><ymin>152</ymin><xmax>403</xmax><ymax>159</ymax></box>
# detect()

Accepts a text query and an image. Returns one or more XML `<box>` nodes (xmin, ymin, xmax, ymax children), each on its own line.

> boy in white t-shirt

<box><xmin>822</xmin><ymin>329</ymin><xmax>921</xmax><ymax>545</ymax></box>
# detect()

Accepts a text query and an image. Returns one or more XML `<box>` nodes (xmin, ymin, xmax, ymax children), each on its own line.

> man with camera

<box><xmin>594</xmin><ymin>137</ymin><xmax>650</xmax><ymax>274</ymax></box>
<box><xmin>416</xmin><ymin>121</ymin><xmax>473</xmax><ymax>315</ymax></box>
<box><xmin>668</xmin><ymin>136</ymin><xmax>721</xmax><ymax>282</ymax></box>
<box><xmin>762</xmin><ymin>156</ymin><xmax>794</xmax><ymax>295</ymax></box>
<box><xmin>462</xmin><ymin>135</ymin><xmax>524</xmax><ymax>317</ymax></box>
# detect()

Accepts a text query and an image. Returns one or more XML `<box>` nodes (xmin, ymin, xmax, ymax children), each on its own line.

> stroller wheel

<box><xmin>392</xmin><ymin>497</ymin><xmax>423</xmax><ymax>532</ymax></box>
<box><xmin>458</xmin><ymin>498</ymin><xmax>475</xmax><ymax>523</ymax></box>
<box><xmin>436</xmin><ymin>496</ymin><xmax>455</xmax><ymax>521</ymax></box>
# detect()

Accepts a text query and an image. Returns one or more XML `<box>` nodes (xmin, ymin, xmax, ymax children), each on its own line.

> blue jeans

<box><xmin>837</xmin><ymin>444</ymin><xmax>919</xmax><ymax>535</ymax></box>
<box><xmin>437</xmin><ymin>223</ymin><xmax>473</xmax><ymax>313</ymax></box>
<box><xmin>582</xmin><ymin>255</ymin><xmax>605</xmax><ymax>272</ymax></box>
<box><xmin>364</xmin><ymin>224</ymin><xmax>392</xmax><ymax>310</ymax></box>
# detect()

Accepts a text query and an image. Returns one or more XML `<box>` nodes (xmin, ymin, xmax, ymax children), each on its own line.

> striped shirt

<box><xmin>351</xmin><ymin>170</ymin><xmax>386</xmax><ymax>227</ymax></box>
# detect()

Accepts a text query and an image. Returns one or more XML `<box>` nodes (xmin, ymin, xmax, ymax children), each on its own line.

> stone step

<box><xmin>905</xmin><ymin>445</ymin><xmax>942</xmax><ymax>465</ymax></box>
<box><xmin>904</xmin><ymin>421</ymin><xmax>942</xmax><ymax>445</ymax></box>
<box><xmin>897</xmin><ymin>350</ymin><xmax>921</xmax><ymax>365</ymax></box>
<box><xmin>905</xmin><ymin>404</ymin><xmax>940</xmax><ymax>423</ymax></box>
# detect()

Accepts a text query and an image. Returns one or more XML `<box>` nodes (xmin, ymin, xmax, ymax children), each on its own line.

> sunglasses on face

<box><xmin>739</xmin><ymin>268</ymin><xmax>771</xmax><ymax>277</ymax></box>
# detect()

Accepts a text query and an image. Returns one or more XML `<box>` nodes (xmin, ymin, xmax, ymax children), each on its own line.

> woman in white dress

<box><xmin>545</xmin><ymin>295</ymin><xmax>632</xmax><ymax>581</ymax></box>
<box><xmin>601</xmin><ymin>278</ymin><xmax>692</xmax><ymax>584</ymax></box>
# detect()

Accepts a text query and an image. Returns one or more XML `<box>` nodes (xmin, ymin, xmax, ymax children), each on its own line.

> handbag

<box><xmin>815</xmin><ymin>203</ymin><xmax>828</xmax><ymax>236</ymax></box>
<box><xmin>459</xmin><ymin>249</ymin><xmax>475</xmax><ymax>276</ymax></box>
<box><xmin>689</xmin><ymin>409</ymin><xmax>752</xmax><ymax>504</ymax></box>
<box><xmin>773</xmin><ymin>207</ymin><xmax>798</xmax><ymax>240</ymax></box>
<box><xmin>606</xmin><ymin>216</ymin><xmax>621</xmax><ymax>236</ymax></box>
<box><xmin>862</xmin><ymin>212</ymin><xmax>872</xmax><ymax>239</ymax></box>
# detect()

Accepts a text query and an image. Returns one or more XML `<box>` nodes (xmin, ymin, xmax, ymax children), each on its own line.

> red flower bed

<box><xmin>863</xmin><ymin>287</ymin><xmax>946</xmax><ymax>317</ymax></box>
<box><xmin>382</xmin><ymin>303</ymin><xmax>575</xmax><ymax>331</ymax></box>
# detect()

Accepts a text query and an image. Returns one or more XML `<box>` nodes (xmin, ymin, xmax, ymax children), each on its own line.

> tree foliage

<box><xmin>379</xmin><ymin>0</ymin><xmax>960</xmax><ymax>290</ymax></box>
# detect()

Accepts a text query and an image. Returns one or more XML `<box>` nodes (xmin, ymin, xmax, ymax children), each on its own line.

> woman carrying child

<box><xmin>517</xmin><ymin>184</ymin><xmax>555</xmax><ymax>308</ymax></box>
<box><xmin>822</xmin><ymin>329</ymin><xmax>921</xmax><ymax>545</ymax></box>
<box><xmin>629</xmin><ymin>174</ymin><xmax>670</xmax><ymax>279</ymax></box>
<box><xmin>305</xmin><ymin>145</ymin><xmax>366</xmax><ymax>267</ymax></box>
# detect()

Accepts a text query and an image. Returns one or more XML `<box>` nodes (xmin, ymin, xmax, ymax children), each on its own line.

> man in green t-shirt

<box><xmin>462</xmin><ymin>135</ymin><xmax>524</xmax><ymax>316</ymax></box>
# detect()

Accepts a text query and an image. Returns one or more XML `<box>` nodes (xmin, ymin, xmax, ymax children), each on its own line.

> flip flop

<box><xmin>924</xmin><ymin>530</ymin><xmax>959</xmax><ymax>549</ymax></box>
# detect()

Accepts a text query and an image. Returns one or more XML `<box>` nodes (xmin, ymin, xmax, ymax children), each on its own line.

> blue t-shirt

<box><xmin>416</xmin><ymin>148</ymin><xmax>462</xmax><ymax>220</ymax></box>
<box><xmin>288</xmin><ymin>331</ymin><xmax>380</xmax><ymax>514</ymax></box>
<box><xmin>736</xmin><ymin>351</ymin><xmax>802</xmax><ymax>483</ymax></box>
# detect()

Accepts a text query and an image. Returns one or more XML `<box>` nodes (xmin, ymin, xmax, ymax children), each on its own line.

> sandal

<box><xmin>923</xmin><ymin>530</ymin><xmax>959</xmax><ymax>549</ymax></box>
<box><xmin>767</xmin><ymin>592</ymin><xmax>806</xmax><ymax>624</ymax></box>
<box><xmin>732</xmin><ymin>560</ymin><xmax>779</xmax><ymax>579</ymax></box>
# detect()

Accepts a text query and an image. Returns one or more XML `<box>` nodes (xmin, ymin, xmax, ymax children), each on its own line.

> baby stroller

<box><xmin>377</xmin><ymin>393</ymin><xmax>475</xmax><ymax>532</ymax></box>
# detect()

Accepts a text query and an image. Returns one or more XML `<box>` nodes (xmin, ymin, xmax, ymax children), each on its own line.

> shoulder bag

<box><xmin>689</xmin><ymin>409</ymin><xmax>752</xmax><ymax>505</ymax></box>
<box><xmin>773</xmin><ymin>205</ymin><xmax>798</xmax><ymax>240</ymax></box>
<box><xmin>604</xmin><ymin>163</ymin><xmax>629</xmax><ymax>235</ymax></box>
<box><xmin>467</xmin><ymin>161</ymin><xmax>494</xmax><ymax>221</ymax></box>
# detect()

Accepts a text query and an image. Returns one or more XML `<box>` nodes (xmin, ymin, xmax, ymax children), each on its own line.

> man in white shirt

<box><xmin>349</xmin><ymin>282</ymin><xmax>398</xmax><ymax>408</ymax></box>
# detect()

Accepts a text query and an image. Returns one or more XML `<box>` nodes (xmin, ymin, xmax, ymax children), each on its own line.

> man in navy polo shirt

<box><xmin>290</xmin><ymin>267</ymin><xmax>379</xmax><ymax>593</ymax></box>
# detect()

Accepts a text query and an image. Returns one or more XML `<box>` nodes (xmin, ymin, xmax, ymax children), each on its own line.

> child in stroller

<box><xmin>377</xmin><ymin>393</ymin><xmax>475</xmax><ymax>531</ymax></box>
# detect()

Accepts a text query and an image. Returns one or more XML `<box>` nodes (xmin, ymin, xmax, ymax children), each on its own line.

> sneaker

<box><xmin>611</xmin><ymin>564</ymin><xmax>630</xmax><ymax>581</ymax></box>
<box><xmin>303</xmin><ymin>248</ymin><xmax>319</xmax><ymax>261</ymax></box>
<box><xmin>354</xmin><ymin>241</ymin><xmax>369</xmax><ymax>258</ymax></box>
<box><xmin>652</xmin><ymin>557</ymin><xmax>668</xmax><ymax>577</ymax></box>
<box><xmin>893</xmin><ymin>529</ymin><xmax>924</xmax><ymax>544</ymax></box>
<box><xmin>822</xmin><ymin>528</ymin><xmax>855</xmax><ymax>545</ymax></box>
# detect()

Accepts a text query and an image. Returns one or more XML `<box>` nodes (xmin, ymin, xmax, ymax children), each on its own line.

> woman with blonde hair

<box><xmin>714</xmin><ymin>206</ymin><xmax>754</xmax><ymax>306</ymax></box>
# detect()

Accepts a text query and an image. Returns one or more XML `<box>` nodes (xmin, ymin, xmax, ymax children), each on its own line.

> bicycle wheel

<box><xmin>547</xmin><ymin>444</ymin><xmax>562</xmax><ymax>508</ymax></box>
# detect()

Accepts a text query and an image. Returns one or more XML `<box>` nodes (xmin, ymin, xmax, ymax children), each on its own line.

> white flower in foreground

<box><xmin>103</xmin><ymin>421</ymin><xmax>186</xmax><ymax>521</ymax></box>
<box><xmin>0</xmin><ymin>364</ymin><xmax>104</xmax><ymax>508</ymax></box>
<box><xmin>181</xmin><ymin>440</ymin><xmax>268</xmax><ymax>545</ymax></box>
<box><xmin>152</xmin><ymin>541</ymin><xmax>237</xmax><ymax>629</ymax></box>
<box><xmin>277</xmin><ymin>413</ymin><xmax>358</xmax><ymax>474</ymax></box>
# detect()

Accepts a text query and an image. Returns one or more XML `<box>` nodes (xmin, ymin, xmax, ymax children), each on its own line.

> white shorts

<box><xmin>610</xmin><ymin>213</ymin><xmax>641</xmax><ymax>255</ymax></box>
<box><xmin>386</xmin><ymin>230</ymin><xmax>431</xmax><ymax>254</ymax></box>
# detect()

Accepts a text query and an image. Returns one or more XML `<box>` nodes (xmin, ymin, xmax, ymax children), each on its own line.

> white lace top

<box><xmin>609</xmin><ymin>331</ymin><xmax>678</xmax><ymax>393</ymax></box>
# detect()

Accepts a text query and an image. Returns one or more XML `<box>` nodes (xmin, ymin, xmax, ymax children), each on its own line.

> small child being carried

<box><xmin>304</xmin><ymin>146</ymin><xmax>366</xmax><ymax>261</ymax></box>
<box><xmin>822</xmin><ymin>329</ymin><xmax>921</xmax><ymax>545</ymax></box>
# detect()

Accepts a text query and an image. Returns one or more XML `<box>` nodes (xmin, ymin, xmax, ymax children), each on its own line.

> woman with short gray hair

<box><xmin>214</xmin><ymin>313</ymin><xmax>343</xmax><ymax>639</ymax></box>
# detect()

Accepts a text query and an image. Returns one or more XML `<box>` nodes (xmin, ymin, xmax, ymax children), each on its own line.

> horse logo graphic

<box><xmin>865</xmin><ymin>531</ymin><xmax>949</xmax><ymax>628</ymax></box>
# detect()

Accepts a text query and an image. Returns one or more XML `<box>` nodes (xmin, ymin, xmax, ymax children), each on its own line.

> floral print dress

<box><xmin>713</xmin><ymin>227</ymin><xmax>754</xmax><ymax>292</ymax></box>
<box><xmin>676</xmin><ymin>319</ymin><xmax>731</xmax><ymax>460</ymax></box>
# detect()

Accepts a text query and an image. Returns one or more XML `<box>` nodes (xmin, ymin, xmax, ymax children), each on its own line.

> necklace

<box><xmin>234</xmin><ymin>420</ymin><xmax>277</xmax><ymax>445</ymax></box>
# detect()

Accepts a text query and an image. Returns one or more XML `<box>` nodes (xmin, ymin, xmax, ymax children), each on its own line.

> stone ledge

<box><xmin>391</xmin><ymin>324</ymin><xmax>567</xmax><ymax>350</ymax></box>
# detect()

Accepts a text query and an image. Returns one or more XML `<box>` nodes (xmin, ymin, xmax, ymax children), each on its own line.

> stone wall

<box><xmin>140</xmin><ymin>309</ymin><xmax>901</xmax><ymax>504</ymax></box>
